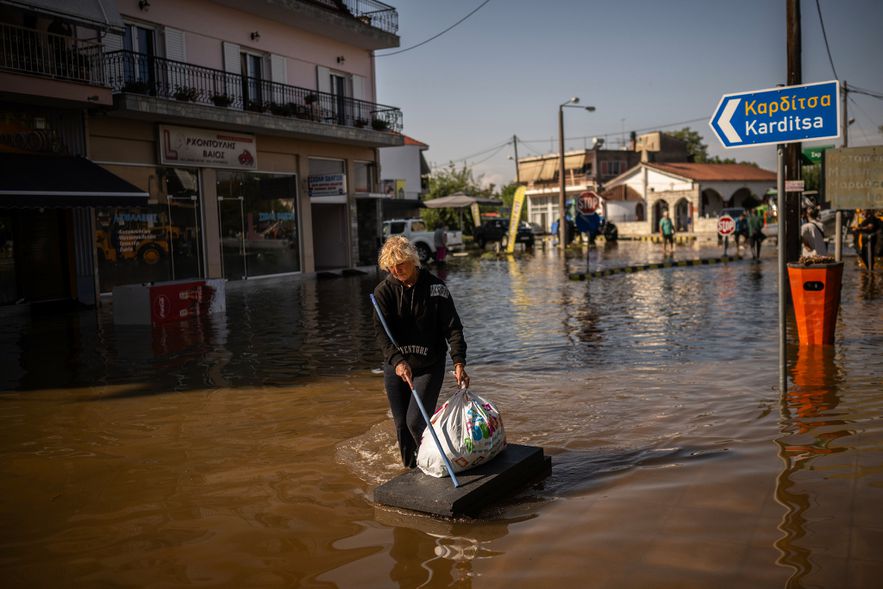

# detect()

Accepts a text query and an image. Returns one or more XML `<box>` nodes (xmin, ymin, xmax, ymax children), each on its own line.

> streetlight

<box><xmin>558</xmin><ymin>97</ymin><xmax>595</xmax><ymax>249</ymax></box>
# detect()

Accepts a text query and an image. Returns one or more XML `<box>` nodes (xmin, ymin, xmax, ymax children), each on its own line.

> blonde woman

<box><xmin>373</xmin><ymin>236</ymin><xmax>469</xmax><ymax>468</ymax></box>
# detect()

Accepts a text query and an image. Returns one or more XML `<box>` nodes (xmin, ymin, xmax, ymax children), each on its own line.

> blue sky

<box><xmin>374</xmin><ymin>0</ymin><xmax>883</xmax><ymax>191</ymax></box>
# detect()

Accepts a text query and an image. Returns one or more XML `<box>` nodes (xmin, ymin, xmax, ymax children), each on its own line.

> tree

<box><xmin>669</xmin><ymin>127</ymin><xmax>739</xmax><ymax>164</ymax></box>
<box><xmin>421</xmin><ymin>163</ymin><xmax>495</xmax><ymax>231</ymax></box>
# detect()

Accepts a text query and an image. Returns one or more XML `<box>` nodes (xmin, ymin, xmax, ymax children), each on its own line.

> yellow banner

<box><xmin>505</xmin><ymin>186</ymin><xmax>526</xmax><ymax>254</ymax></box>
<box><xmin>470</xmin><ymin>202</ymin><xmax>481</xmax><ymax>227</ymax></box>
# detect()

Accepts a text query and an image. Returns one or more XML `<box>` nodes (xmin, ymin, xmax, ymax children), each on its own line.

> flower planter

<box><xmin>787</xmin><ymin>261</ymin><xmax>843</xmax><ymax>345</ymax></box>
<box><xmin>211</xmin><ymin>95</ymin><xmax>233</xmax><ymax>107</ymax></box>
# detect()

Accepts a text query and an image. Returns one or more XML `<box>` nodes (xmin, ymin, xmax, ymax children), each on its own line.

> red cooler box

<box><xmin>113</xmin><ymin>279</ymin><xmax>226</xmax><ymax>326</ymax></box>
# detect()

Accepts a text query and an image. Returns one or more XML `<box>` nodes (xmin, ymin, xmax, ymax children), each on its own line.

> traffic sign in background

<box><xmin>576</xmin><ymin>191</ymin><xmax>600</xmax><ymax>215</ymax></box>
<box><xmin>709</xmin><ymin>80</ymin><xmax>839</xmax><ymax>149</ymax></box>
<box><xmin>717</xmin><ymin>215</ymin><xmax>736</xmax><ymax>236</ymax></box>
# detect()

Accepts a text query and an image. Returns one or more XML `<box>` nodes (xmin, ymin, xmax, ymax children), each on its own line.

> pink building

<box><xmin>1</xmin><ymin>0</ymin><xmax>403</xmax><ymax>306</ymax></box>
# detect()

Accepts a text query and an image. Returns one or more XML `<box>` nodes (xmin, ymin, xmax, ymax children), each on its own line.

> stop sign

<box><xmin>717</xmin><ymin>214</ymin><xmax>736</xmax><ymax>236</ymax></box>
<box><xmin>577</xmin><ymin>191</ymin><xmax>600</xmax><ymax>215</ymax></box>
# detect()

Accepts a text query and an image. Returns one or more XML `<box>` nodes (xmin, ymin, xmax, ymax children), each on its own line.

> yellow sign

<box><xmin>505</xmin><ymin>186</ymin><xmax>526</xmax><ymax>254</ymax></box>
<box><xmin>470</xmin><ymin>202</ymin><xmax>481</xmax><ymax>227</ymax></box>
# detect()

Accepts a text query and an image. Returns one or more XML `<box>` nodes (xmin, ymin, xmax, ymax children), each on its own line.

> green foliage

<box><xmin>669</xmin><ymin>127</ymin><xmax>754</xmax><ymax>165</ymax></box>
<box><xmin>420</xmin><ymin>163</ymin><xmax>496</xmax><ymax>231</ymax></box>
<box><xmin>802</xmin><ymin>164</ymin><xmax>820</xmax><ymax>192</ymax></box>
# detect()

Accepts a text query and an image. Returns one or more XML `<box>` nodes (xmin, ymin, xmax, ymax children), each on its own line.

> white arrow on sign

<box><xmin>718</xmin><ymin>97</ymin><xmax>741</xmax><ymax>144</ymax></box>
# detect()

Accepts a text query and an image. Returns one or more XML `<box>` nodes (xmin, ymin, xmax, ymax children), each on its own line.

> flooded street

<box><xmin>2</xmin><ymin>242</ymin><xmax>882</xmax><ymax>588</ymax></box>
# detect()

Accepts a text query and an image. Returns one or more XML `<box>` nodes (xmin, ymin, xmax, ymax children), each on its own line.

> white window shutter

<box><xmin>270</xmin><ymin>54</ymin><xmax>287</xmax><ymax>84</ymax></box>
<box><xmin>104</xmin><ymin>32</ymin><xmax>123</xmax><ymax>53</ymax></box>
<box><xmin>165</xmin><ymin>28</ymin><xmax>186</xmax><ymax>62</ymax></box>
<box><xmin>223</xmin><ymin>42</ymin><xmax>240</xmax><ymax>73</ymax></box>
<box><xmin>316</xmin><ymin>66</ymin><xmax>331</xmax><ymax>94</ymax></box>
<box><xmin>351</xmin><ymin>74</ymin><xmax>366</xmax><ymax>101</ymax></box>
<box><xmin>222</xmin><ymin>42</ymin><xmax>241</xmax><ymax>102</ymax></box>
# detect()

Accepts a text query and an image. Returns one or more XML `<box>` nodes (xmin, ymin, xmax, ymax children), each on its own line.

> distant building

<box><xmin>602</xmin><ymin>162</ymin><xmax>777</xmax><ymax>237</ymax></box>
<box><xmin>1</xmin><ymin>0</ymin><xmax>404</xmax><ymax>307</ymax></box>
<box><xmin>517</xmin><ymin>131</ymin><xmax>687</xmax><ymax>233</ymax></box>
<box><xmin>379</xmin><ymin>135</ymin><xmax>429</xmax><ymax>201</ymax></box>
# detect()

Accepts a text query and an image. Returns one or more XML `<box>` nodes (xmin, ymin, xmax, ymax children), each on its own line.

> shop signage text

<box><xmin>159</xmin><ymin>125</ymin><xmax>257</xmax><ymax>169</ymax></box>
<box><xmin>308</xmin><ymin>174</ymin><xmax>347</xmax><ymax>197</ymax></box>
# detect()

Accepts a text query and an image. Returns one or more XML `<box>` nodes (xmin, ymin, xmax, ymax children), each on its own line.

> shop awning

<box><xmin>0</xmin><ymin>154</ymin><xmax>148</xmax><ymax>208</ymax></box>
<box><xmin>537</xmin><ymin>158</ymin><xmax>559</xmax><ymax>181</ymax></box>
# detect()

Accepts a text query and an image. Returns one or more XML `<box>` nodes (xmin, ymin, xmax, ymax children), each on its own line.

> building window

<box><xmin>95</xmin><ymin>165</ymin><xmax>202</xmax><ymax>293</ymax></box>
<box><xmin>241</xmin><ymin>52</ymin><xmax>264</xmax><ymax>107</ymax></box>
<box><xmin>353</xmin><ymin>161</ymin><xmax>375</xmax><ymax>193</ymax></box>
<box><xmin>216</xmin><ymin>171</ymin><xmax>299</xmax><ymax>280</ymax></box>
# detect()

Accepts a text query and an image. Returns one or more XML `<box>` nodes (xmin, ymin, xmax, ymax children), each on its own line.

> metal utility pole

<box><xmin>784</xmin><ymin>0</ymin><xmax>802</xmax><ymax>264</ymax></box>
<box><xmin>558</xmin><ymin>106</ymin><xmax>567</xmax><ymax>250</ymax></box>
<box><xmin>841</xmin><ymin>81</ymin><xmax>849</xmax><ymax>148</ymax></box>
<box><xmin>835</xmin><ymin>81</ymin><xmax>847</xmax><ymax>261</ymax></box>
<box><xmin>513</xmin><ymin>134</ymin><xmax>521</xmax><ymax>183</ymax></box>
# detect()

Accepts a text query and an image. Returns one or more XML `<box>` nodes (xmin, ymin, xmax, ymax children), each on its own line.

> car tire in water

<box><xmin>416</xmin><ymin>242</ymin><xmax>432</xmax><ymax>264</ymax></box>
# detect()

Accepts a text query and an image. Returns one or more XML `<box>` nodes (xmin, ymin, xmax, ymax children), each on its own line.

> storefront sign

<box><xmin>825</xmin><ymin>146</ymin><xmax>883</xmax><ymax>209</ymax></box>
<box><xmin>159</xmin><ymin>125</ymin><xmax>257</xmax><ymax>169</ymax></box>
<box><xmin>308</xmin><ymin>174</ymin><xmax>347</xmax><ymax>197</ymax></box>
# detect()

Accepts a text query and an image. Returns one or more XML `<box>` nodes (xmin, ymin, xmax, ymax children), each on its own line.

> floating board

<box><xmin>373</xmin><ymin>444</ymin><xmax>551</xmax><ymax>518</ymax></box>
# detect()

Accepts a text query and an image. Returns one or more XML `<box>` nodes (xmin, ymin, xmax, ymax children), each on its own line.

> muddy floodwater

<box><xmin>1</xmin><ymin>242</ymin><xmax>881</xmax><ymax>588</ymax></box>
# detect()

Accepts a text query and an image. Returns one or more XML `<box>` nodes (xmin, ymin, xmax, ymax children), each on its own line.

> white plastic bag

<box><xmin>416</xmin><ymin>388</ymin><xmax>507</xmax><ymax>478</ymax></box>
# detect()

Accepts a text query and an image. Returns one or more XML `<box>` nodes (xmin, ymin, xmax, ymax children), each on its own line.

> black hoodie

<box><xmin>373</xmin><ymin>267</ymin><xmax>466</xmax><ymax>374</ymax></box>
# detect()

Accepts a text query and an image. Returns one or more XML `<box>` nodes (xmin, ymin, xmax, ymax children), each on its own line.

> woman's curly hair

<box><xmin>378</xmin><ymin>235</ymin><xmax>420</xmax><ymax>271</ymax></box>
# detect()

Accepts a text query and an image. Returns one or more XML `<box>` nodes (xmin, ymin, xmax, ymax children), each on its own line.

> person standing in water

<box><xmin>373</xmin><ymin>236</ymin><xmax>469</xmax><ymax>468</ymax></box>
<box><xmin>747</xmin><ymin>208</ymin><xmax>765</xmax><ymax>261</ymax></box>
<box><xmin>659</xmin><ymin>210</ymin><xmax>675</xmax><ymax>254</ymax></box>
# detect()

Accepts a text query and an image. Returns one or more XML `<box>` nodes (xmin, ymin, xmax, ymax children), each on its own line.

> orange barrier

<box><xmin>787</xmin><ymin>262</ymin><xmax>843</xmax><ymax>345</ymax></box>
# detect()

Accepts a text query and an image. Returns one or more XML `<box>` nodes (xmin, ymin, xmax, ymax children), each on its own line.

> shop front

<box><xmin>0</xmin><ymin>152</ymin><xmax>147</xmax><ymax>306</ymax></box>
<box><xmin>216</xmin><ymin>170</ymin><xmax>299</xmax><ymax>280</ymax></box>
<box><xmin>92</xmin><ymin>123</ymin><xmax>303</xmax><ymax>290</ymax></box>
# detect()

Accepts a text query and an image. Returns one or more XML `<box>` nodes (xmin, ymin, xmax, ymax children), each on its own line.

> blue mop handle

<box><xmin>370</xmin><ymin>294</ymin><xmax>461</xmax><ymax>487</ymax></box>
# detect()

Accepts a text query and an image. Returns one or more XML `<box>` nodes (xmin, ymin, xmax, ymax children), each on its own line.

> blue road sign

<box><xmin>709</xmin><ymin>80</ymin><xmax>839</xmax><ymax>149</ymax></box>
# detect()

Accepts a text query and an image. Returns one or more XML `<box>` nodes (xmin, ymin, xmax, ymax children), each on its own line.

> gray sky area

<box><xmin>375</xmin><ymin>0</ymin><xmax>883</xmax><ymax>190</ymax></box>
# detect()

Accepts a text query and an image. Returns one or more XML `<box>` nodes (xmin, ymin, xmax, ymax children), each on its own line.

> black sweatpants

<box><xmin>383</xmin><ymin>360</ymin><xmax>446</xmax><ymax>468</ymax></box>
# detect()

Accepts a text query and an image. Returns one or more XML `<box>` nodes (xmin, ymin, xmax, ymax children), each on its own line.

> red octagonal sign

<box><xmin>717</xmin><ymin>214</ymin><xmax>736</xmax><ymax>236</ymax></box>
<box><xmin>577</xmin><ymin>191</ymin><xmax>600</xmax><ymax>215</ymax></box>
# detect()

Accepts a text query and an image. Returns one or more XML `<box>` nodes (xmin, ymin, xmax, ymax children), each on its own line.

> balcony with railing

<box><xmin>104</xmin><ymin>50</ymin><xmax>402</xmax><ymax>135</ymax></box>
<box><xmin>0</xmin><ymin>21</ymin><xmax>105</xmax><ymax>85</ymax></box>
<box><xmin>327</xmin><ymin>0</ymin><xmax>399</xmax><ymax>34</ymax></box>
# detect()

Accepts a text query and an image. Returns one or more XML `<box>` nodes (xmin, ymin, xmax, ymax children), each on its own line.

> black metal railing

<box><xmin>0</xmin><ymin>21</ymin><xmax>104</xmax><ymax>85</ymax></box>
<box><xmin>103</xmin><ymin>50</ymin><xmax>402</xmax><ymax>133</ymax></box>
<box><xmin>311</xmin><ymin>0</ymin><xmax>399</xmax><ymax>34</ymax></box>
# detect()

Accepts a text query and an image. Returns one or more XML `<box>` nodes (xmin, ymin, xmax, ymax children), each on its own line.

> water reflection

<box><xmin>379</xmin><ymin>509</ymin><xmax>514</xmax><ymax>589</ymax></box>
<box><xmin>2</xmin><ymin>244</ymin><xmax>881</xmax><ymax>587</ymax></box>
<box><xmin>774</xmin><ymin>345</ymin><xmax>849</xmax><ymax>588</ymax></box>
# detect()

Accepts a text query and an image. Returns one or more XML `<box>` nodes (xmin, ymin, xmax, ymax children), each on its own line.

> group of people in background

<box><xmin>657</xmin><ymin>205</ymin><xmax>881</xmax><ymax>269</ymax></box>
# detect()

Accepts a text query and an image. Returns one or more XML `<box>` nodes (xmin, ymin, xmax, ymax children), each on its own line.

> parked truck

<box><xmin>383</xmin><ymin>218</ymin><xmax>464</xmax><ymax>263</ymax></box>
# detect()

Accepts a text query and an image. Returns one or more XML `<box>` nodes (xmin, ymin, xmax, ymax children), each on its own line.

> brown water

<box><xmin>2</xmin><ymin>243</ymin><xmax>882</xmax><ymax>588</ymax></box>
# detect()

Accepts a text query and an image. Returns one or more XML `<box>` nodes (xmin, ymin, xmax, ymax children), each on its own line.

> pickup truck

<box><xmin>383</xmin><ymin>218</ymin><xmax>464</xmax><ymax>263</ymax></box>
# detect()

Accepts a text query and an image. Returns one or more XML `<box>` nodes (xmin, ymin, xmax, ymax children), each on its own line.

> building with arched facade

<box><xmin>602</xmin><ymin>162</ymin><xmax>776</xmax><ymax>237</ymax></box>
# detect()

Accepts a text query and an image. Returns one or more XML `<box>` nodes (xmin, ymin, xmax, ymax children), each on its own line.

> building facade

<box><xmin>1</xmin><ymin>0</ymin><xmax>402</xmax><ymax>307</ymax></box>
<box><xmin>602</xmin><ymin>162</ymin><xmax>777</xmax><ymax>236</ymax></box>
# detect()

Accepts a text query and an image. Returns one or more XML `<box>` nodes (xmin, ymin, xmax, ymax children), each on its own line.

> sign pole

<box><xmin>834</xmin><ymin>210</ymin><xmax>842</xmax><ymax>262</ymax></box>
<box><xmin>723</xmin><ymin>235</ymin><xmax>729</xmax><ymax>257</ymax></box>
<box><xmin>777</xmin><ymin>146</ymin><xmax>787</xmax><ymax>394</ymax></box>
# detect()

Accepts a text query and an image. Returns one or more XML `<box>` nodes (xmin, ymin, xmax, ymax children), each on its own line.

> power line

<box><xmin>517</xmin><ymin>116</ymin><xmax>709</xmax><ymax>147</ymax></box>
<box><xmin>814</xmin><ymin>0</ymin><xmax>839</xmax><ymax>80</ymax></box>
<box><xmin>375</xmin><ymin>0</ymin><xmax>493</xmax><ymax>57</ymax></box>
